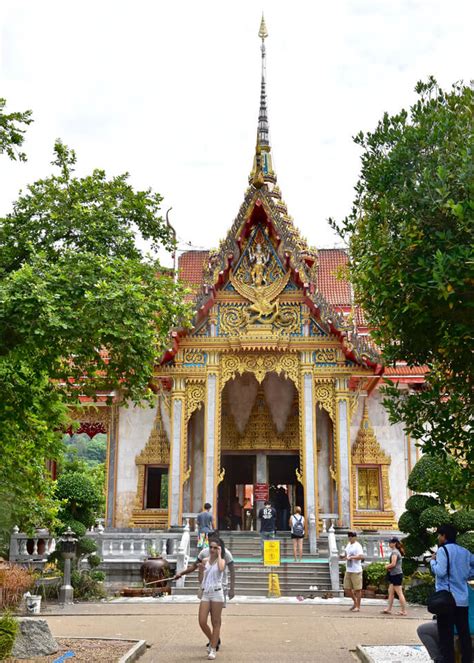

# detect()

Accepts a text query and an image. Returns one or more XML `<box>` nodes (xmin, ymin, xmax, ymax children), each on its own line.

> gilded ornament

<box><xmin>221</xmin><ymin>352</ymin><xmax>300</xmax><ymax>389</ymax></box>
<box><xmin>230</xmin><ymin>269</ymin><xmax>291</xmax><ymax>324</ymax></box>
<box><xmin>314</xmin><ymin>381</ymin><xmax>336</xmax><ymax>422</ymax></box>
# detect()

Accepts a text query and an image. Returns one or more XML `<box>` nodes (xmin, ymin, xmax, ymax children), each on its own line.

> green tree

<box><xmin>331</xmin><ymin>79</ymin><xmax>474</xmax><ymax>503</ymax></box>
<box><xmin>0</xmin><ymin>97</ymin><xmax>32</xmax><ymax>161</ymax></box>
<box><xmin>0</xmin><ymin>140</ymin><xmax>191</xmax><ymax>534</ymax></box>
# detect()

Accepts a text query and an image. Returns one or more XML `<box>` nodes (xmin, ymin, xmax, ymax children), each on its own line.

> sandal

<box><xmin>381</xmin><ymin>609</ymin><xmax>392</xmax><ymax>614</ymax></box>
<box><xmin>396</xmin><ymin>611</ymin><xmax>407</xmax><ymax>616</ymax></box>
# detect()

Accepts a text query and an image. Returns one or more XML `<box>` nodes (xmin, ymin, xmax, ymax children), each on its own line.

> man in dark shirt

<box><xmin>258</xmin><ymin>500</ymin><xmax>277</xmax><ymax>557</ymax></box>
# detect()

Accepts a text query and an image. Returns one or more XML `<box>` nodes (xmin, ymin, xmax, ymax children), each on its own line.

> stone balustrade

<box><xmin>319</xmin><ymin>513</ymin><xmax>339</xmax><ymax>534</ymax></box>
<box><xmin>334</xmin><ymin>533</ymin><xmax>399</xmax><ymax>561</ymax></box>
<box><xmin>9</xmin><ymin>527</ymin><xmax>56</xmax><ymax>566</ymax></box>
<box><xmin>89</xmin><ymin>531</ymin><xmax>182</xmax><ymax>562</ymax></box>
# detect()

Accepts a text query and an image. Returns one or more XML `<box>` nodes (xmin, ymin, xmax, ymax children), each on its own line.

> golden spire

<box><xmin>258</xmin><ymin>14</ymin><xmax>268</xmax><ymax>40</ymax></box>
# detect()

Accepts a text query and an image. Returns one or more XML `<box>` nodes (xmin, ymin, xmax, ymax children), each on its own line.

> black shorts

<box><xmin>291</xmin><ymin>533</ymin><xmax>304</xmax><ymax>539</ymax></box>
<box><xmin>388</xmin><ymin>573</ymin><xmax>403</xmax><ymax>586</ymax></box>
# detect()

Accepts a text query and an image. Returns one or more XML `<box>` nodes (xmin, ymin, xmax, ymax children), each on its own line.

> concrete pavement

<box><xmin>41</xmin><ymin>600</ymin><xmax>431</xmax><ymax>662</ymax></box>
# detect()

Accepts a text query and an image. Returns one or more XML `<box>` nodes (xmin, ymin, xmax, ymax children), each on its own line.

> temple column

<box><xmin>255</xmin><ymin>452</ymin><xmax>268</xmax><ymax>520</ymax></box>
<box><xmin>169</xmin><ymin>377</ymin><xmax>185</xmax><ymax>526</ymax></box>
<box><xmin>300</xmin><ymin>354</ymin><xmax>318</xmax><ymax>553</ymax></box>
<box><xmin>335</xmin><ymin>377</ymin><xmax>352</xmax><ymax>528</ymax></box>
<box><xmin>105</xmin><ymin>405</ymin><xmax>119</xmax><ymax>528</ymax></box>
<box><xmin>203</xmin><ymin>352</ymin><xmax>219</xmax><ymax>509</ymax></box>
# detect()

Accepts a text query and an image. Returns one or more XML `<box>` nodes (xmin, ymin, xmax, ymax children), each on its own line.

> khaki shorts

<box><xmin>344</xmin><ymin>572</ymin><xmax>363</xmax><ymax>591</ymax></box>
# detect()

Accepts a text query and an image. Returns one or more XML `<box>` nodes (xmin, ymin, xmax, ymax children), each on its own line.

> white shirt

<box><xmin>198</xmin><ymin>548</ymin><xmax>234</xmax><ymax>589</ymax></box>
<box><xmin>345</xmin><ymin>542</ymin><xmax>364</xmax><ymax>573</ymax></box>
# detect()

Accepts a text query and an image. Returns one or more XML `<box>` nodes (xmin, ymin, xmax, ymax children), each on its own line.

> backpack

<box><xmin>292</xmin><ymin>515</ymin><xmax>304</xmax><ymax>536</ymax></box>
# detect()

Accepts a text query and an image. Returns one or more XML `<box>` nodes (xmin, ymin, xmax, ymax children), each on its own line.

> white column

<box><xmin>169</xmin><ymin>395</ymin><xmax>184</xmax><ymax>526</ymax></box>
<box><xmin>336</xmin><ymin>394</ymin><xmax>351</xmax><ymax>528</ymax></box>
<box><xmin>255</xmin><ymin>452</ymin><xmax>267</xmax><ymax>523</ymax></box>
<box><xmin>204</xmin><ymin>373</ymin><xmax>217</xmax><ymax>506</ymax></box>
<box><xmin>303</xmin><ymin>372</ymin><xmax>318</xmax><ymax>553</ymax></box>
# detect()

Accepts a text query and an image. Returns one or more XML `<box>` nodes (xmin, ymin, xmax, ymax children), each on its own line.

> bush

<box><xmin>407</xmin><ymin>455</ymin><xmax>449</xmax><ymax>494</ymax></box>
<box><xmin>405</xmin><ymin>583</ymin><xmax>434</xmax><ymax>606</ymax></box>
<box><xmin>90</xmin><ymin>570</ymin><xmax>105</xmax><ymax>582</ymax></box>
<box><xmin>87</xmin><ymin>554</ymin><xmax>101</xmax><ymax>568</ymax></box>
<box><xmin>419</xmin><ymin>506</ymin><xmax>452</xmax><ymax>531</ymax></box>
<box><xmin>405</xmin><ymin>494</ymin><xmax>439</xmax><ymax>514</ymax></box>
<box><xmin>402</xmin><ymin>534</ymin><xmax>434</xmax><ymax>558</ymax></box>
<box><xmin>398</xmin><ymin>511</ymin><xmax>421</xmax><ymax>534</ymax></box>
<box><xmin>457</xmin><ymin>532</ymin><xmax>474</xmax><ymax>553</ymax></box>
<box><xmin>0</xmin><ymin>564</ymin><xmax>34</xmax><ymax>610</ymax></box>
<box><xmin>77</xmin><ymin>537</ymin><xmax>97</xmax><ymax>556</ymax></box>
<box><xmin>452</xmin><ymin>511</ymin><xmax>474</xmax><ymax>534</ymax></box>
<box><xmin>402</xmin><ymin>557</ymin><xmax>419</xmax><ymax>576</ymax></box>
<box><xmin>71</xmin><ymin>570</ymin><xmax>106</xmax><ymax>600</ymax></box>
<box><xmin>365</xmin><ymin>562</ymin><xmax>387</xmax><ymax>588</ymax></box>
<box><xmin>56</xmin><ymin>472</ymin><xmax>103</xmax><ymax>528</ymax></box>
<box><xmin>0</xmin><ymin>611</ymin><xmax>18</xmax><ymax>660</ymax></box>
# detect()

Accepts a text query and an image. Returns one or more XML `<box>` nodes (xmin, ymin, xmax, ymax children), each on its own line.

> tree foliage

<box><xmin>0</xmin><ymin>139</ymin><xmax>191</xmax><ymax>533</ymax></box>
<box><xmin>0</xmin><ymin>98</ymin><xmax>32</xmax><ymax>161</ymax></box>
<box><xmin>331</xmin><ymin>78</ymin><xmax>474</xmax><ymax>500</ymax></box>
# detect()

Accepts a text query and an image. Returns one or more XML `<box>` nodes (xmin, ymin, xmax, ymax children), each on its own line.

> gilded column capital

<box><xmin>172</xmin><ymin>376</ymin><xmax>186</xmax><ymax>396</ymax></box>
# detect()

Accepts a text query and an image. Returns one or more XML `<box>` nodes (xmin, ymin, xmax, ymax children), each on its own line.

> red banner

<box><xmin>254</xmin><ymin>483</ymin><xmax>269</xmax><ymax>501</ymax></box>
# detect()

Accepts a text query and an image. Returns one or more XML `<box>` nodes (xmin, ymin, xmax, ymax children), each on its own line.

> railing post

<box><xmin>9</xmin><ymin>526</ymin><xmax>20</xmax><ymax>561</ymax></box>
<box><xmin>308</xmin><ymin>512</ymin><xmax>317</xmax><ymax>554</ymax></box>
<box><xmin>328</xmin><ymin>525</ymin><xmax>340</xmax><ymax>593</ymax></box>
<box><xmin>175</xmin><ymin>523</ymin><xmax>190</xmax><ymax>589</ymax></box>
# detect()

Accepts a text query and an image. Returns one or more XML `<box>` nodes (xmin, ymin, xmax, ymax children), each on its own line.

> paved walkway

<box><xmin>42</xmin><ymin>599</ymin><xmax>431</xmax><ymax>662</ymax></box>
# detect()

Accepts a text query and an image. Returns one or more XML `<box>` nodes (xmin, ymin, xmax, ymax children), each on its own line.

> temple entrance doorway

<box><xmin>217</xmin><ymin>452</ymin><xmax>303</xmax><ymax>531</ymax></box>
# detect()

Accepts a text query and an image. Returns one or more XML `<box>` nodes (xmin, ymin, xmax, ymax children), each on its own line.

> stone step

<box><xmin>173</xmin><ymin>587</ymin><xmax>335</xmax><ymax>597</ymax></box>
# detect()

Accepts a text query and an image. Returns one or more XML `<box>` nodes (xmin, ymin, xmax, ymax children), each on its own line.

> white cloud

<box><xmin>1</xmin><ymin>0</ymin><xmax>473</xmax><ymax>264</ymax></box>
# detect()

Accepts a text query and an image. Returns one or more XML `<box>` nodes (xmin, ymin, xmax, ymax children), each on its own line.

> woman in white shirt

<box><xmin>176</xmin><ymin>537</ymin><xmax>226</xmax><ymax>660</ymax></box>
<box><xmin>289</xmin><ymin>506</ymin><xmax>305</xmax><ymax>562</ymax></box>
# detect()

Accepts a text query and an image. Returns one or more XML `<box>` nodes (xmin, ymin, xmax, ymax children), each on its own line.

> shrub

<box><xmin>56</xmin><ymin>472</ymin><xmax>102</xmax><ymax>528</ymax></box>
<box><xmin>87</xmin><ymin>554</ymin><xmax>101</xmax><ymax>568</ymax></box>
<box><xmin>0</xmin><ymin>564</ymin><xmax>34</xmax><ymax>610</ymax></box>
<box><xmin>402</xmin><ymin>534</ymin><xmax>434</xmax><ymax>558</ymax></box>
<box><xmin>71</xmin><ymin>569</ymin><xmax>106</xmax><ymax>600</ymax></box>
<box><xmin>365</xmin><ymin>562</ymin><xmax>387</xmax><ymax>588</ymax></box>
<box><xmin>457</xmin><ymin>532</ymin><xmax>474</xmax><ymax>553</ymax></box>
<box><xmin>398</xmin><ymin>511</ymin><xmax>421</xmax><ymax>534</ymax></box>
<box><xmin>452</xmin><ymin>511</ymin><xmax>474</xmax><ymax>534</ymax></box>
<box><xmin>77</xmin><ymin>537</ymin><xmax>97</xmax><ymax>556</ymax></box>
<box><xmin>405</xmin><ymin>494</ymin><xmax>439</xmax><ymax>514</ymax></box>
<box><xmin>405</xmin><ymin>583</ymin><xmax>434</xmax><ymax>606</ymax></box>
<box><xmin>0</xmin><ymin>611</ymin><xmax>18</xmax><ymax>660</ymax></box>
<box><xmin>402</xmin><ymin>557</ymin><xmax>419</xmax><ymax>576</ymax></box>
<box><xmin>90</xmin><ymin>570</ymin><xmax>105</xmax><ymax>582</ymax></box>
<box><xmin>419</xmin><ymin>506</ymin><xmax>452</xmax><ymax>531</ymax></box>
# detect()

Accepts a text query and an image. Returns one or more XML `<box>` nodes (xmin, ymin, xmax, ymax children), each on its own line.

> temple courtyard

<box><xmin>42</xmin><ymin>599</ymin><xmax>431</xmax><ymax>662</ymax></box>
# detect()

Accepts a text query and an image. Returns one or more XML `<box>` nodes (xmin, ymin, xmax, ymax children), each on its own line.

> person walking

<box><xmin>258</xmin><ymin>499</ymin><xmax>277</xmax><ymax>556</ymax></box>
<box><xmin>197</xmin><ymin>503</ymin><xmax>215</xmax><ymax>549</ymax></box>
<box><xmin>289</xmin><ymin>506</ymin><xmax>305</xmax><ymax>562</ymax></box>
<box><xmin>382</xmin><ymin>537</ymin><xmax>408</xmax><ymax>616</ymax></box>
<box><xmin>340</xmin><ymin>531</ymin><xmax>365</xmax><ymax>612</ymax></box>
<box><xmin>175</xmin><ymin>537</ymin><xmax>226</xmax><ymax>660</ymax></box>
<box><xmin>429</xmin><ymin>523</ymin><xmax>474</xmax><ymax>663</ymax></box>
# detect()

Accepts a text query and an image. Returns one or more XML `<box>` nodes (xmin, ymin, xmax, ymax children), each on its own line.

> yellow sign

<box><xmin>268</xmin><ymin>573</ymin><xmax>281</xmax><ymax>598</ymax></box>
<box><xmin>264</xmin><ymin>539</ymin><xmax>280</xmax><ymax>567</ymax></box>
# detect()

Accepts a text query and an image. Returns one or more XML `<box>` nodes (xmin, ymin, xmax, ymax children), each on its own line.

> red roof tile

<box><xmin>316</xmin><ymin>249</ymin><xmax>351</xmax><ymax>306</ymax></box>
<box><xmin>178</xmin><ymin>250</ymin><xmax>209</xmax><ymax>297</ymax></box>
<box><xmin>384</xmin><ymin>365</ymin><xmax>429</xmax><ymax>377</ymax></box>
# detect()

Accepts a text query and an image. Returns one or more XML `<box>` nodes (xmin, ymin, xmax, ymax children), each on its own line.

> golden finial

<box><xmin>258</xmin><ymin>14</ymin><xmax>268</xmax><ymax>40</ymax></box>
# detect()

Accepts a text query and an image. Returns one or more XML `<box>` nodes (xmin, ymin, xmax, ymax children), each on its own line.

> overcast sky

<box><xmin>1</xmin><ymin>0</ymin><xmax>473</xmax><ymax>265</ymax></box>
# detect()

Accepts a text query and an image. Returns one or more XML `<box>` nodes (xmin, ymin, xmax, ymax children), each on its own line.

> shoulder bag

<box><xmin>427</xmin><ymin>545</ymin><xmax>456</xmax><ymax>615</ymax></box>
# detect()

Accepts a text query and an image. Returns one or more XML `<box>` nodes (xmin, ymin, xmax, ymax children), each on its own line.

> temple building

<box><xmin>75</xmin><ymin>18</ymin><xmax>425</xmax><ymax>537</ymax></box>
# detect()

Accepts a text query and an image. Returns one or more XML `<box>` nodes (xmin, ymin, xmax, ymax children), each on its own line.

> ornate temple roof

<box><xmin>170</xmin><ymin>18</ymin><xmax>382</xmax><ymax>371</ymax></box>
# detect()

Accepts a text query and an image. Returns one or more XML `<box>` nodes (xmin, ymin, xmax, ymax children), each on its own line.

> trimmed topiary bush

<box><xmin>405</xmin><ymin>494</ymin><xmax>439</xmax><ymax>514</ymax></box>
<box><xmin>402</xmin><ymin>534</ymin><xmax>433</xmax><ymax>558</ymax></box>
<box><xmin>398</xmin><ymin>511</ymin><xmax>421</xmax><ymax>534</ymax></box>
<box><xmin>58</xmin><ymin>520</ymin><xmax>87</xmax><ymax>538</ymax></box>
<box><xmin>402</xmin><ymin>557</ymin><xmax>419</xmax><ymax>576</ymax></box>
<box><xmin>77</xmin><ymin>537</ymin><xmax>98</xmax><ymax>556</ymax></box>
<box><xmin>452</xmin><ymin>511</ymin><xmax>474</xmax><ymax>534</ymax></box>
<box><xmin>457</xmin><ymin>532</ymin><xmax>474</xmax><ymax>553</ymax></box>
<box><xmin>419</xmin><ymin>506</ymin><xmax>452</xmax><ymax>531</ymax></box>
<box><xmin>87</xmin><ymin>553</ymin><xmax>101</xmax><ymax>568</ymax></box>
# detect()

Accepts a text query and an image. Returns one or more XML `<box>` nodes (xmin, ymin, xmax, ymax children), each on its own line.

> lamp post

<box><xmin>58</xmin><ymin>527</ymin><xmax>77</xmax><ymax>604</ymax></box>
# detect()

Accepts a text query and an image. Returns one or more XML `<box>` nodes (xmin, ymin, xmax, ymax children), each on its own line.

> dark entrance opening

<box><xmin>218</xmin><ymin>454</ymin><xmax>255</xmax><ymax>531</ymax></box>
<box><xmin>268</xmin><ymin>453</ymin><xmax>304</xmax><ymax>530</ymax></box>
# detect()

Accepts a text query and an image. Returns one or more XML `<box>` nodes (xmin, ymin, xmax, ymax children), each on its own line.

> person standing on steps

<box><xmin>289</xmin><ymin>506</ymin><xmax>305</xmax><ymax>562</ymax></box>
<box><xmin>175</xmin><ymin>537</ymin><xmax>226</xmax><ymax>660</ymax></box>
<box><xmin>197</xmin><ymin>503</ymin><xmax>215</xmax><ymax>549</ymax></box>
<box><xmin>382</xmin><ymin>537</ymin><xmax>408</xmax><ymax>616</ymax></box>
<box><xmin>258</xmin><ymin>499</ymin><xmax>277</xmax><ymax>556</ymax></box>
<box><xmin>340</xmin><ymin>531</ymin><xmax>365</xmax><ymax>612</ymax></box>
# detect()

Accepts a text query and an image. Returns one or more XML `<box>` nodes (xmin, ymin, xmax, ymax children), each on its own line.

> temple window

<box><xmin>145</xmin><ymin>466</ymin><xmax>169</xmax><ymax>509</ymax></box>
<box><xmin>356</xmin><ymin>466</ymin><xmax>381</xmax><ymax>511</ymax></box>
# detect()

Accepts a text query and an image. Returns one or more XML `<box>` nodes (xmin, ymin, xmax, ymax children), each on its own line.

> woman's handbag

<box><xmin>427</xmin><ymin>545</ymin><xmax>456</xmax><ymax>615</ymax></box>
